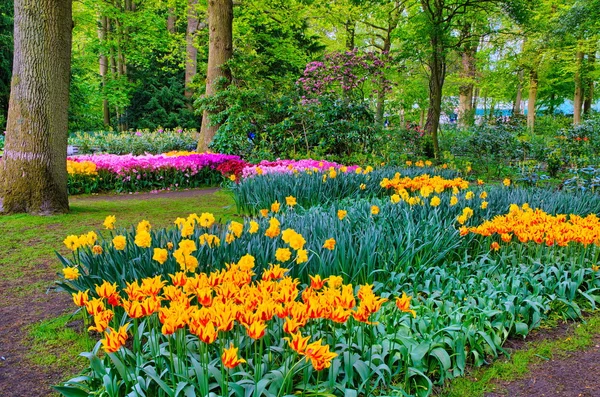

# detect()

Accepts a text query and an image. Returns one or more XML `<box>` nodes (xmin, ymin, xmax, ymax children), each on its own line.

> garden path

<box><xmin>486</xmin><ymin>336</ymin><xmax>600</xmax><ymax>397</ymax></box>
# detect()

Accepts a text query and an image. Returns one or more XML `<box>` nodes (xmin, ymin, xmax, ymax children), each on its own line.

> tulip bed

<box><xmin>65</xmin><ymin>153</ymin><xmax>362</xmax><ymax>195</ymax></box>
<box><xmin>55</xmin><ymin>166</ymin><xmax>600</xmax><ymax>397</ymax></box>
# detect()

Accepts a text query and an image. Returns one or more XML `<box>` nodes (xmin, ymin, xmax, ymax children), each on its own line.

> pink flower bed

<box><xmin>69</xmin><ymin>153</ymin><xmax>241</xmax><ymax>176</ymax></box>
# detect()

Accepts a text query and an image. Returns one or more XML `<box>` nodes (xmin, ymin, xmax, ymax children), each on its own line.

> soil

<box><xmin>0</xmin><ymin>260</ymin><xmax>71</xmax><ymax>396</ymax></box>
<box><xmin>486</xmin><ymin>336</ymin><xmax>600</xmax><ymax>397</ymax></box>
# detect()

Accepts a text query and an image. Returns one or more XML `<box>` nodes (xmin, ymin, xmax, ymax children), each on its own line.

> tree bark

<box><xmin>375</xmin><ymin>32</ymin><xmax>392</xmax><ymax>125</ymax></box>
<box><xmin>198</xmin><ymin>0</ymin><xmax>233</xmax><ymax>152</ymax></box>
<box><xmin>374</xmin><ymin>4</ymin><xmax>402</xmax><ymax>125</ymax></box>
<box><xmin>168</xmin><ymin>8</ymin><xmax>176</xmax><ymax>33</ymax></box>
<box><xmin>345</xmin><ymin>19</ymin><xmax>356</xmax><ymax>51</ymax></box>
<box><xmin>527</xmin><ymin>69</ymin><xmax>538</xmax><ymax>132</ymax></box>
<box><xmin>458</xmin><ymin>24</ymin><xmax>476</xmax><ymax>128</ymax></box>
<box><xmin>97</xmin><ymin>14</ymin><xmax>110</xmax><ymax>127</ymax></box>
<box><xmin>1</xmin><ymin>0</ymin><xmax>72</xmax><ymax>214</ymax></box>
<box><xmin>185</xmin><ymin>0</ymin><xmax>199</xmax><ymax>105</ymax></box>
<box><xmin>584</xmin><ymin>49</ymin><xmax>595</xmax><ymax>115</ymax></box>
<box><xmin>424</xmin><ymin>33</ymin><xmax>445</xmax><ymax>159</ymax></box>
<box><xmin>574</xmin><ymin>49</ymin><xmax>584</xmax><ymax>125</ymax></box>
<box><xmin>513</xmin><ymin>69</ymin><xmax>523</xmax><ymax>115</ymax></box>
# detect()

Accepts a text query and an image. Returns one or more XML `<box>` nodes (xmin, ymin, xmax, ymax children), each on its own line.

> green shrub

<box><xmin>69</xmin><ymin>129</ymin><xmax>198</xmax><ymax>155</ymax></box>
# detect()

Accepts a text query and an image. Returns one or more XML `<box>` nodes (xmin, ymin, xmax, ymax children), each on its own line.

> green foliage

<box><xmin>206</xmin><ymin>87</ymin><xmax>385</xmax><ymax>162</ymax></box>
<box><xmin>69</xmin><ymin>129</ymin><xmax>198</xmax><ymax>155</ymax></box>
<box><xmin>126</xmin><ymin>63</ymin><xmax>199</xmax><ymax>130</ymax></box>
<box><xmin>441</xmin><ymin>123</ymin><xmax>528</xmax><ymax>179</ymax></box>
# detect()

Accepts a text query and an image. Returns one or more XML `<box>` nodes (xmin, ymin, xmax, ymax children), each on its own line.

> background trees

<box><xmin>0</xmin><ymin>0</ymin><xmax>598</xmax><ymax>162</ymax></box>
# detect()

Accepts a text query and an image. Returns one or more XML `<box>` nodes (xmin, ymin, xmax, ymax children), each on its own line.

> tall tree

<box><xmin>198</xmin><ymin>0</ymin><xmax>233</xmax><ymax>152</ymax></box>
<box><xmin>416</xmin><ymin>0</ymin><xmax>502</xmax><ymax>158</ymax></box>
<box><xmin>185</xmin><ymin>0</ymin><xmax>200</xmax><ymax>104</ymax></box>
<box><xmin>362</xmin><ymin>0</ymin><xmax>403</xmax><ymax>124</ymax></box>
<box><xmin>0</xmin><ymin>0</ymin><xmax>72</xmax><ymax>214</ymax></box>
<box><xmin>0</xmin><ymin>0</ymin><xmax>13</xmax><ymax>128</ymax></box>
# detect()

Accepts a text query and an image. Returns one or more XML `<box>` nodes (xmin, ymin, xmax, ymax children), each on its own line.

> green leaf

<box><xmin>52</xmin><ymin>386</ymin><xmax>90</xmax><ymax>397</ymax></box>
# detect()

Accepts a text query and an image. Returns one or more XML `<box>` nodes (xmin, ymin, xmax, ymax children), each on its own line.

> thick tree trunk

<box><xmin>185</xmin><ymin>0</ymin><xmax>199</xmax><ymax>105</ymax></box>
<box><xmin>0</xmin><ymin>0</ymin><xmax>72</xmax><ymax>214</ymax></box>
<box><xmin>584</xmin><ymin>50</ymin><xmax>595</xmax><ymax>115</ymax></box>
<box><xmin>574</xmin><ymin>49</ymin><xmax>584</xmax><ymax>125</ymax></box>
<box><xmin>527</xmin><ymin>69</ymin><xmax>538</xmax><ymax>132</ymax></box>
<box><xmin>198</xmin><ymin>0</ymin><xmax>233</xmax><ymax>152</ymax></box>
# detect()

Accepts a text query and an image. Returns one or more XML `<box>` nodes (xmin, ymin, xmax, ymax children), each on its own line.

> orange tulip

<box><xmin>221</xmin><ymin>343</ymin><xmax>246</xmax><ymax>369</ymax></box>
<box><xmin>395</xmin><ymin>292</ymin><xmax>416</xmax><ymax>318</ymax></box>
<box><xmin>285</xmin><ymin>332</ymin><xmax>311</xmax><ymax>354</ymax></box>
<box><xmin>244</xmin><ymin>320</ymin><xmax>267</xmax><ymax>340</ymax></box>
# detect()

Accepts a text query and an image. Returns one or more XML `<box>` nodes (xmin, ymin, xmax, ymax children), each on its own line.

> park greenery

<box><xmin>2</xmin><ymin>0</ymin><xmax>600</xmax><ymax>396</ymax></box>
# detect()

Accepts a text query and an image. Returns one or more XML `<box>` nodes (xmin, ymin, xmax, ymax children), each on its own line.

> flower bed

<box><xmin>67</xmin><ymin>152</ymin><xmax>244</xmax><ymax>194</ymax></box>
<box><xmin>55</xmin><ymin>167</ymin><xmax>600</xmax><ymax>396</ymax></box>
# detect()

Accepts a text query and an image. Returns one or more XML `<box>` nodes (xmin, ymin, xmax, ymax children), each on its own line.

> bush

<box><xmin>69</xmin><ymin>129</ymin><xmax>198</xmax><ymax>155</ymax></box>
<box><xmin>441</xmin><ymin>123</ymin><xmax>528</xmax><ymax>179</ymax></box>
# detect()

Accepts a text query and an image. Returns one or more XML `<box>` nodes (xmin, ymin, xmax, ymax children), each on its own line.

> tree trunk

<box><xmin>424</xmin><ymin>37</ymin><xmax>444</xmax><ymax>159</ymax></box>
<box><xmin>185</xmin><ymin>0</ymin><xmax>199</xmax><ymax>105</ymax></box>
<box><xmin>527</xmin><ymin>69</ymin><xmax>538</xmax><ymax>132</ymax></box>
<box><xmin>375</xmin><ymin>35</ymin><xmax>392</xmax><ymax>125</ymax></box>
<box><xmin>513</xmin><ymin>69</ymin><xmax>523</xmax><ymax>115</ymax></box>
<box><xmin>97</xmin><ymin>15</ymin><xmax>110</xmax><ymax>127</ymax></box>
<box><xmin>584</xmin><ymin>50</ymin><xmax>595</xmax><ymax>115</ymax></box>
<box><xmin>458</xmin><ymin>24</ymin><xmax>476</xmax><ymax>128</ymax></box>
<box><xmin>574</xmin><ymin>49</ymin><xmax>584</xmax><ymax>125</ymax></box>
<box><xmin>167</xmin><ymin>7</ymin><xmax>176</xmax><ymax>33</ymax></box>
<box><xmin>472</xmin><ymin>87</ymin><xmax>479</xmax><ymax>116</ymax></box>
<box><xmin>345</xmin><ymin>19</ymin><xmax>356</xmax><ymax>51</ymax></box>
<box><xmin>198</xmin><ymin>0</ymin><xmax>233</xmax><ymax>152</ymax></box>
<box><xmin>0</xmin><ymin>0</ymin><xmax>72</xmax><ymax>214</ymax></box>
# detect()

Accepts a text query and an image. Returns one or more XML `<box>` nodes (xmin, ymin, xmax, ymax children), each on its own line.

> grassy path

<box><xmin>0</xmin><ymin>188</ymin><xmax>237</xmax><ymax>396</ymax></box>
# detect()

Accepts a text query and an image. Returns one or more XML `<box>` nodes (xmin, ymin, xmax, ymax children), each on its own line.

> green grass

<box><xmin>0</xmin><ymin>189</ymin><xmax>238</xmax><ymax>285</ymax></box>
<box><xmin>438</xmin><ymin>312</ymin><xmax>600</xmax><ymax>397</ymax></box>
<box><xmin>27</xmin><ymin>313</ymin><xmax>93</xmax><ymax>369</ymax></box>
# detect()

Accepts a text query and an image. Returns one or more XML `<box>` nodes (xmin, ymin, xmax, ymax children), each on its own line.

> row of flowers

<box><xmin>66</xmin><ymin>152</ymin><xmax>383</xmax><ymax>194</ymax></box>
<box><xmin>55</xmin><ymin>168</ymin><xmax>600</xmax><ymax>396</ymax></box>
